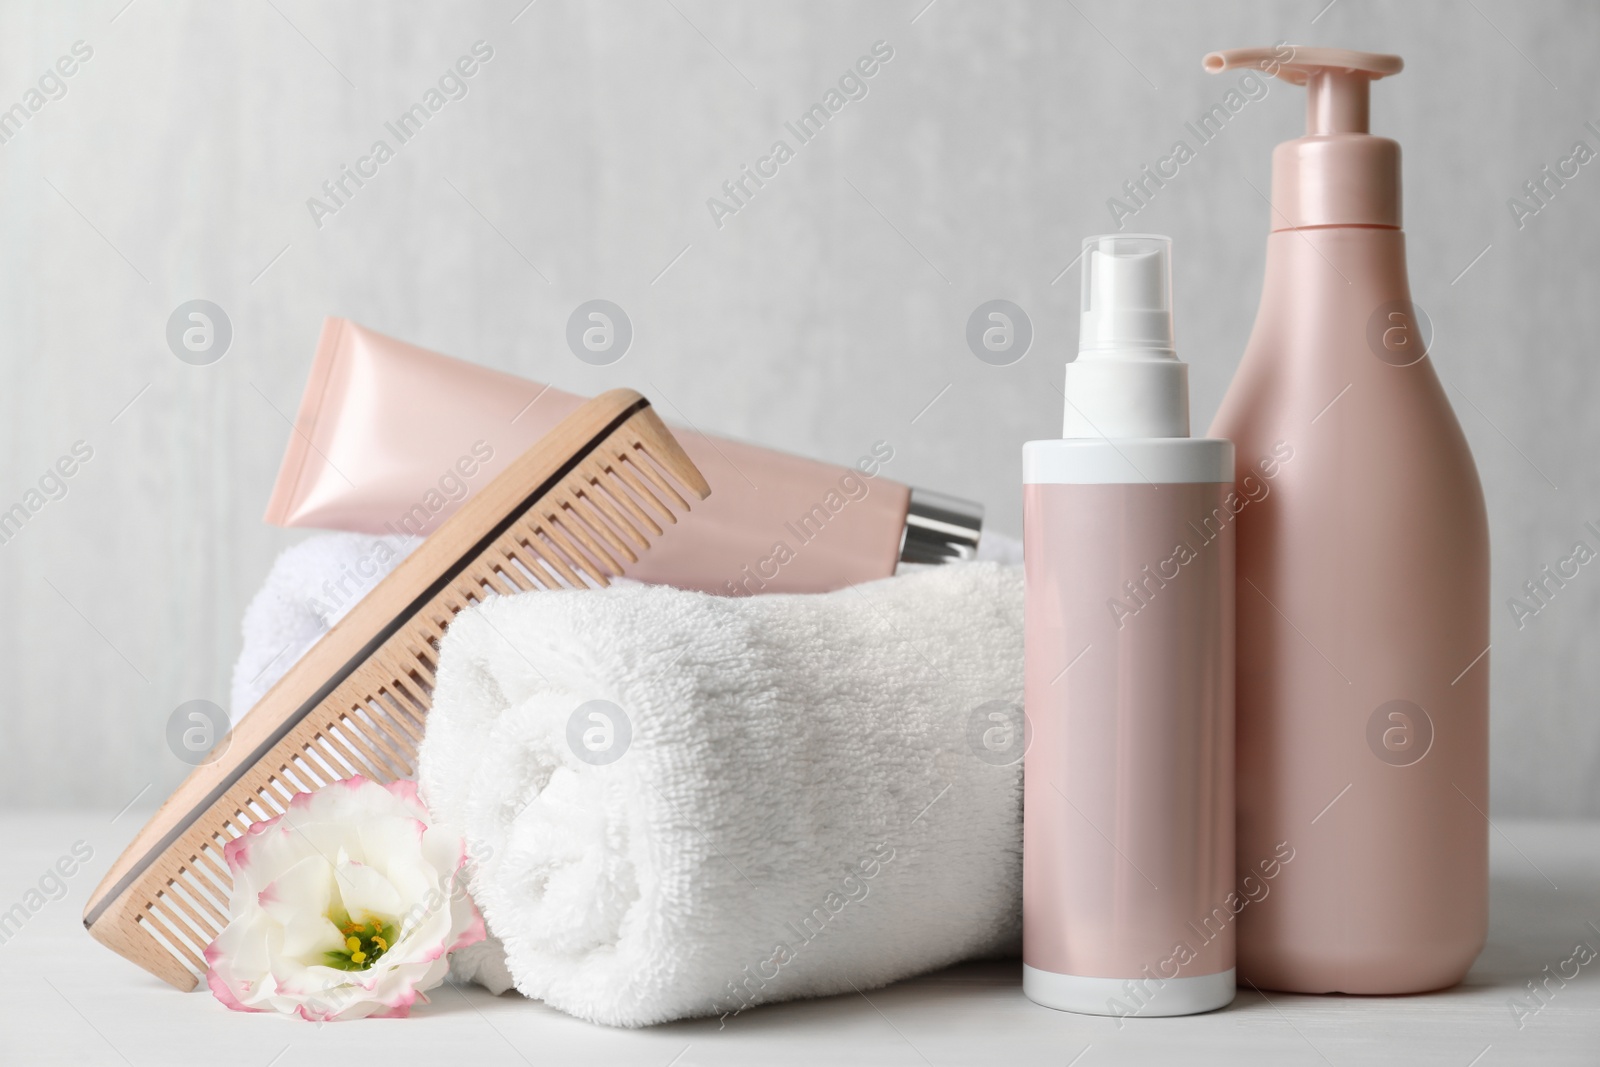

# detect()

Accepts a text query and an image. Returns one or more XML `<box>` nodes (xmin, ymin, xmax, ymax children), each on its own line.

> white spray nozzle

<box><xmin>1063</xmin><ymin>233</ymin><xmax>1190</xmax><ymax>439</ymax></box>
<box><xmin>1079</xmin><ymin>234</ymin><xmax>1176</xmax><ymax>358</ymax></box>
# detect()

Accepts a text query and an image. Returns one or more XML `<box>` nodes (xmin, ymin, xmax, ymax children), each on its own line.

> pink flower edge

<box><xmin>205</xmin><ymin>776</ymin><xmax>484</xmax><ymax>1021</ymax></box>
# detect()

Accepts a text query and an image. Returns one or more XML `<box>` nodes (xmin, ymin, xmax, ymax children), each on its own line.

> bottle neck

<box><xmin>1250</xmin><ymin>226</ymin><xmax>1416</xmax><ymax>371</ymax></box>
<box><xmin>1270</xmin><ymin>134</ymin><xmax>1402</xmax><ymax>231</ymax></box>
<box><xmin>1260</xmin><ymin>225</ymin><xmax>1410</xmax><ymax>286</ymax></box>
<box><xmin>1060</xmin><ymin>357</ymin><xmax>1190</xmax><ymax>440</ymax></box>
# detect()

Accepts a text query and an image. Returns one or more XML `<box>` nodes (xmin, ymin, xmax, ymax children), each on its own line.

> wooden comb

<box><xmin>84</xmin><ymin>388</ymin><xmax>710</xmax><ymax>990</ymax></box>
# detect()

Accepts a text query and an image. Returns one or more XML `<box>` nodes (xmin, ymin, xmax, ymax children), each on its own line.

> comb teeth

<box><xmin>85</xmin><ymin>391</ymin><xmax>709</xmax><ymax>990</ymax></box>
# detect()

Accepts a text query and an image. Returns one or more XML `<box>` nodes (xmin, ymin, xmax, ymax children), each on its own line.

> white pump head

<box><xmin>1063</xmin><ymin>234</ymin><xmax>1190</xmax><ymax>439</ymax></box>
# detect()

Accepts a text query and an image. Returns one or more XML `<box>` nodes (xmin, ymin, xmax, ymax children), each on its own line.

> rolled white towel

<box><xmin>418</xmin><ymin>561</ymin><xmax>1024</xmax><ymax>1027</ymax></box>
<box><xmin>229</xmin><ymin>529</ymin><xmax>1022</xmax><ymax>721</ymax></box>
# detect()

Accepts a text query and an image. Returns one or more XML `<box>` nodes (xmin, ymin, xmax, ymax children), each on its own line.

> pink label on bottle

<box><xmin>1023</xmin><ymin>481</ymin><xmax>1235</xmax><ymax>986</ymax></box>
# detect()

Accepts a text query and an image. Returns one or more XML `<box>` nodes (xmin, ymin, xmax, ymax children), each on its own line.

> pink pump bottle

<box><xmin>1023</xmin><ymin>235</ymin><xmax>1236</xmax><ymax>1017</ymax></box>
<box><xmin>1204</xmin><ymin>47</ymin><xmax>1489</xmax><ymax>993</ymax></box>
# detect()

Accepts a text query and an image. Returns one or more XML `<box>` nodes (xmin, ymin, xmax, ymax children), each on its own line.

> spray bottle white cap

<box><xmin>1063</xmin><ymin>234</ymin><xmax>1190</xmax><ymax>440</ymax></box>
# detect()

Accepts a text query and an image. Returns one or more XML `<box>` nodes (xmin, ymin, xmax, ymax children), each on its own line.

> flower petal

<box><xmin>205</xmin><ymin>776</ymin><xmax>482</xmax><ymax>1021</ymax></box>
<box><xmin>332</xmin><ymin>858</ymin><xmax>404</xmax><ymax>924</ymax></box>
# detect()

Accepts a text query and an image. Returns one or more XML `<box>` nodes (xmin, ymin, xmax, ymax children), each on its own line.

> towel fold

<box><xmin>417</xmin><ymin>562</ymin><xmax>1025</xmax><ymax>1027</ymax></box>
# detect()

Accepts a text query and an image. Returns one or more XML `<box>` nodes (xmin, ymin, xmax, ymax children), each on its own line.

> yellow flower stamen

<box><xmin>326</xmin><ymin>914</ymin><xmax>398</xmax><ymax>972</ymax></box>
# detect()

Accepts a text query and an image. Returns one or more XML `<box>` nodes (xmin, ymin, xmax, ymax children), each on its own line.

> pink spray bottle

<box><xmin>1204</xmin><ymin>47</ymin><xmax>1489</xmax><ymax>993</ymax></box>
<box><xmin>1023</xmin><ymin>235</ymin><xmax>1237</xmax><ymax>1018</ymax></box>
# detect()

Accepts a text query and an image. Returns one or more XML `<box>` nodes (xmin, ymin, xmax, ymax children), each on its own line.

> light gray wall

<box><xmin>1</xmin><ymin>0</ymin><xmax>1595</xmax><ymax>815</ymax></box>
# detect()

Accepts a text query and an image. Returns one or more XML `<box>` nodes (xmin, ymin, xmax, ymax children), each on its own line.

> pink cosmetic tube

<box><xmin>263</xmin><ymin>318</ymin><xmax>981</xmax><ymax>595</ymax></box>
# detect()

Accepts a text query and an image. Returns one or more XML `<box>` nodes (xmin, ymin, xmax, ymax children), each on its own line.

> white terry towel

<box><xmin>418</xmin><ymin>561</ymin><xmax>1025</xmax><ymax>1027</ymax></box>
<box><xmin>229</xmin><ymin>531</ymin><xmax>1022</xmax><ymax>721</ymax></box>
<box><xmin>229</xmin><ymin>532</ymin><xmax>418</xmax><ymax>721</ymax></box>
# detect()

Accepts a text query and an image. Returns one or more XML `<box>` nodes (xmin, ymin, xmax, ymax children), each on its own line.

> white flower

<box><xmin>205</xmin><ymin>777</ymin><xmax>485</xmax><ymax>1021</ymax></box>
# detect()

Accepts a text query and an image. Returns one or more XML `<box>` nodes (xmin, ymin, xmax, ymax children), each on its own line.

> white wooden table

<box><xmin>3</xmin><ymin>812</ymin><xmax>1594</xmax><ymax>1065</ymax></box>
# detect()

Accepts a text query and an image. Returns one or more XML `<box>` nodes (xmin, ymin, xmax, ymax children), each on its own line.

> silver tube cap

<box><xmin>898</xmin><ymin>487</ymin><xmax>983</xmax><ymax>566</ymax></box>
